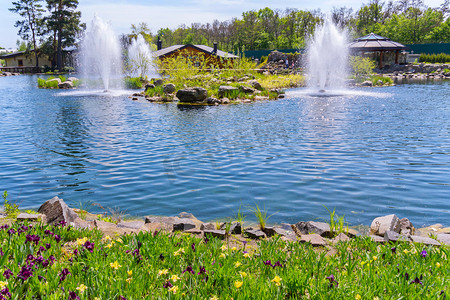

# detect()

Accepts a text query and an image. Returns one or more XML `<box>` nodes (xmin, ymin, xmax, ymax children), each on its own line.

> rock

<box><xmin>278</xmin><ymin>94</ymin><xmax>285</xmax><ymax>99</ymax></box>
<box><xmin>206</xmin><ymin>97</ymin><xmax>221</xmax><ymax>105</ymax></box>
<box><xmin>332</xmin><ymin>233</ymin><xmax>350</xmax><ymax>244</ymax></box>
<box><xmin>370</xmin><ymin>214</ymin><xmax>400</xmax><ymax>236</ymax></box>
<box><xmin>144</xmin><ymin>216</ymin><xmax>179</xmax><ymax>231</ymax></box>
<box><xmin>58</xmin><ymin>81</ymin><xmax>73</xmax><ymax>89</ymax></box>
<box><xmin>244</xmin><ymin>229</ymin><xmax>267</xmax><ymax>239</ymax></box>
<box><xmin>184</xmin><ymin>228</ymin><xmax>203</xmax><ymax>235</ymax></box>
<box><xmin>436</xmin><ymin>234</ymin><xmax>450</xmax><ymax>245</ymax></box>
<box><xmin>399</xmin><ymin>218</ymin><xmax>415</xmax><ymax>235</ymax></box>
<box><xmin>16</xmin><ymin>213</ymin><xmax>45</xmax><ymax>222</ymax></box>
<box><xmin>239</xmin><ymin>85</ymin><xmax>256</xmax><ymax>94</ymax></box>
<box><xmin>292</xmin><ymin>221</ymin><xmax>332</xmax><ymax>238</ymax></box>
<box><xmin>370</xmin><ymin>235</ymin><xmax>386</xmax><ymax>243</ymax></box>
<box><xmin>72</xmin><ymin>218</ymin><xmax>92</xmax><ymax>229</ymax></box>
<box><xmin>200</xmin><ymin>223</ymin><xmax>217</xmax><ymax>231</ymax></box>
<box><xmin>262</xmin><ymin>226</ymin><xmax>277</xmax><ymax>237</ymax></box>
<box><xmin>229</xmin><ymin>222</ymin><xmax>242</xmax><ymax>234</ymax></box>
<box><xmin>94</xmin><ymin>219</ymin><xmax>127</xmax><ymax>235</ymax></box>
<box><xmin>238</xmin><ymin>76</ymin><xmax>249</xmax><ymax>82</ymax></box>
<box><xmin>410</xmin><ymin>235</ymin><xmax>441</xmax><ymax>246</ymax></box>
<box><xmin>173</xmin><ymin>218</ymin><xmax>196</xmax><ymax>231</ymax></box>
<box><xmin>268</xmin><ymin>50</ymin><xmax>288</xmax><ymax>62</ymax></box>
<box><xmin>163</xmin><ymin>83</ymin><xmax>176</xmax><ymax>94</ymax></box>
<box><xmin>176</xmin><ymin>87</ymin><xmax>208</xmax><ymax>102</ymax></box>
<box><xmin>152</xmin><ymin>79</ymin><xmax>163</xmax><ymax>86</ymax></box>
<box><xmin>38</xmin><ymin>196</ymin><xmax>78</xmax><ymax>225</ymax></box>
<box><xmin>203</xmin><ymin>230</ymin><xmax>227</xmax><ymax>239</ymax></box>
<box><xmin>221</xmin><ymin>98</ymin><xmax>230</xmax><ymax>104</ymax></box>
<box><xmin>347</xmin><ymin>228</ymin><xmax>358</xmax><ymax>238</ymax></box>
<box><xmin>132</xmin><ymin>92</ymin><xmax>144</xmax><ymax>97</ymax></box>
<box><xmin>218</xmin><ymin>86</ymin><xmax>238</xmax><ymax>98</ymax></box>
<box><xmin>361</xmin><ymin>80</ymin><xmax>373</xmax><ymax>87</ymax></box>
<box><xmin>67</xmin><ymin>77</ymin><xmax>79</xmax><ymax>82</ymax></box>
<box><xmin>117</xmin><ymin>220</ymin><xmax>145</xmax><ymax>230</ymax></box>
<box><xmin>141</xmin><ymin>222</ymin><xmax>163</xmax><ymax>233</ymax></box>
<box><xmin>132</xmin><ymin>97</ymin><xmax>138</xmax><ymax>101</ymax></box>
<box><xmin>299</xmin><ymin>234</ymin><xmax>327</xmax><ymax>247</ymax></box>
<box><xmin>144</xmin><ymin>84</ymin><xmax>155</xmax><ymax>92</ymax></box>
<box><xmin>280</xmin><ymin>223</ymin><xmax>293</xmax><ymax>231</ymax></box>
<box><xmin>377</xmin><ymin>80</ymin><xmax>383</xmax><ymax>85</ymax></box>
<box><xmin>384</xmin><ymin>230</ymin><xmax>410</xmax><ymax>242</ymax></box>
<box><xmin>248</xmin><ymin>80</ymin><xmax>263</xmax><ymax>90</ymax></box>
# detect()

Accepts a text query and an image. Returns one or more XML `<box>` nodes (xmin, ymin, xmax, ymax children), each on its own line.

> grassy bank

<box><xmin>0</xmin><ymin>219</ymin><xmax>447</xmax><ymax>299</ymax></box>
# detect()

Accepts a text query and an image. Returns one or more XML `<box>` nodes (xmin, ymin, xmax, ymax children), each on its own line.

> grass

<box><xmin>249</xmin><ymin>203</ymin><xmax>275</xmax><ymax>231</ymax></box>
<box><xmin>2</xmin><ymin>191</ymin><xmax>19</xmax><ymax>219</ymax></box>
<box><xmin>323</xmin><ymin>206</ymin><xmax>348</xmax><ymax>236</ymax></box>
<box><xmin>0</xmin><ymin>220</ymin><xmax>447</xmax><ymax>299</ymax></box>
<box><xmin>371</xmin><ymin>75</ymin><xmax>393</xmax><ymax>86</ymax></box>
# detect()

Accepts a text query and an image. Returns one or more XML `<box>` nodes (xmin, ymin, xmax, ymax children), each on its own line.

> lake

<box><xmin>0</xmin><ymin>75</ymin><xmax>449</xmax><ymax>227</ymax></box>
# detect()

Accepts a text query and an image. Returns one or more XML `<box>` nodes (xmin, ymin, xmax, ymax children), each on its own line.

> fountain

<box><xmin>306</xmin><ymin>18</ymin><xmax>349</xmax><ymax>94</ymax></box>
<box><xmin>80</xmin><ymin>16</ymin><xmax>123</xmax><ymax>91</ymax></box>
<box><xmin>127</xmin><ymin>34</ymin><xmax>154</xmax><ymax>78</ymax></box>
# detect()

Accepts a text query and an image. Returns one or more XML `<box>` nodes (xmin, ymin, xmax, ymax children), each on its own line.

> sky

<box><xmin>0</xmin><ymin>0</ymin><xmax>446</xmax><ymax>49</ymax></box>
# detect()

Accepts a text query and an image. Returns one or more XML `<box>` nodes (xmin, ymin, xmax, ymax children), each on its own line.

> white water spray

<box><xmin>80</xmin><ymin>16</ymin><xmax>123</xmax><ymax>91</ymax></box>
<box><xmin>127</xmin><ymin>34</ymin><xmax>154</xmax><ymax>78</ymax></box>
<box><xmin>307</xmin><ymin>19</ymin><xmax>349</xmax><ymax>92</ymax></box>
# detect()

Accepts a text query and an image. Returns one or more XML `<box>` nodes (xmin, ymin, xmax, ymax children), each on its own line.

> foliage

<box><xmin>323</xmin><ymin>206</ymin><xmax>348</xmax><ymax>236</ymax></box>
<box><xmin>2</xmin><ymin>191</ymin><xmax>20</xmax><ymax>218</ymax></box>
<box><xmin>249</xmin><ymin>203</ymin><xmax>274</xmax><ymax>231</ymax></box>
<box><xmin>349</xmin><ymin>56</ymin><xmax>376</xmax><ymax>82</ymax></box>
<box><xmin>0</xmin><ymin>220</ymin><xmax>447</xmax><ymax>299</ymax></box>
<box><xmin>419</xmin><ymin>53</ymin><xmax>450</xmax><ymax>63</ymax></box>
<box><xmin>144</xmin><ymin>85</ymin><xmax>165</xmax><ymax>98</ymax></box>
<box><xmin>124</xmin><ymin>77</ymin><xmax>144</xmax><ymax>89</ymax></box>
<box><xmin>371</xmin><ymin>75</ymin><xmax>393</xmax><ymax>86</ymax></box>
<box><xmin>257</xmin><ymin>74</ymin><xmax>304</xmax><ymax>90</ymax></box>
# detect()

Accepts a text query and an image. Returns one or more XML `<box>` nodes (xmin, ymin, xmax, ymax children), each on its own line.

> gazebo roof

<box><xmin>349</xmin><ymin>33</ymin><xmax>407</xmax><ymax>51</ymax></box>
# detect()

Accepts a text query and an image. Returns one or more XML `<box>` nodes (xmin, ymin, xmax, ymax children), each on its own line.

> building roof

<box><xmin>153</xmin><ymin>44</ymin><xmax>239</xmax><ymax>59</ymax></box>
<box><xmin>349</xmin><ymin>33</ymin><xmax>407</xmax><ymax>51</ymax></box>
<box><xmin>0</xmin><ymin>51</ymin><xmax>27</xmax><ymax>59</ymax></box>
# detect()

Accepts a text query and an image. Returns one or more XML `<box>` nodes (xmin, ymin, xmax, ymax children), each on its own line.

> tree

<box><xmin>130</xmin><ymin>22</ymin><xmax>152</xmax><ymax>44</ymax></box>
<box><xmin>9</xmin><ymin>0</ymin><xmax>44</xmax><ymax>67</ymax></box>
<box><xmin>45</xmin><ymin>0</ymin><xmax>84</xmax><ymax>70</ymax></box>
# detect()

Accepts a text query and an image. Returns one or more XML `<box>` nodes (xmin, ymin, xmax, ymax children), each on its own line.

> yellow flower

<box><xmin>116</xmin><ymin>238</ymin><xmax>123</xmax><ymax>243</ymax></box>
<box><xmin>355</xmin><ymin>294</ymin><xmax>361</xmax><ymax>300</ymax></box>
<box><xmin>76</xmin><ymin>237</ymin><xmax>88</xmax><ymax>246</ymax></box>
<box><xmin>220</xmin><ymin>253</ymin><xmax>227</xmax><ymax>258</ymax></box>
<box><xmin>158</xmin><ymin>269</ymin><xmax>169</xmax><ymax>276</ymax></box>
<box><xmin>94</xmin><ymin>298</ymin><xmax>101</xmax><ymax>300</ymax></box>
<box><xmin>210</xmin><ymin>296</ymin><xmax>219</xmax><ymax>300</ymax></box>
<box><xmin>436</xmin><ymin>262</ymin><xmax>441</xmax><ymax>268</ymax></box>
<box><xmin>168</xmin><ymin>285</ymin><xmax>178</xmax><ymax>294</ymax></box>
<box><xmin>174</xmin><ymin>248</ymin><xmax>185</xmax><ymax>256</ymax></box>
<box><xmin>106</xmin><ymin>243</ymin><xmax>113</xmax><ymax>249</ymax></box>
<box><xmin>271</xmin><ymin>275</ymin><xmax>282</xmax><ymax>286</ymax></box>
<box><xmin>234</xmin><ymin>281</ymin><xmax>243</xmax><ymax>288</ymax></box>
<box><xmin>239</xmin><ymin>271</ymin><xmax>247</xmax><ymax>277</ymax></box>
<box><xmin>232</xmin><ymin>247</ymin><xmax>237</xmax><ymax>251</ymax></box>
<box><xmin>221</xmin><ymin>244</ymin><xmax>227</xmax><ymax>251</ymax></box>
<box><xmin>170</xmin><ymin>274</ymin><xmax>180</xmax><ymax>282</ymax></box>
<box><xmin>102</xmin><ymin>235</ymin><xmax>111</xmax><ymax>241</ymax></box>
<box><xmin>243</xmin><ymin>252</ymin><xmax>251</xmax><ymax>258</ymax></box>
<box><xmin>126</xmin><ymin>277</ymin><xmax>132</xmax><ymax>284</ymax></box>
<box><xmin>0</xmin><ymin>281</ymin><xmax>7</xmax><ymax>289</ymax></box>
<box><xmin>110</xmin><ymin>261</ymin><xmax>121</xmax><ymax>270</ymax></box>
<box><xmin>373</xmin><ymin>297</ymin><xmax>380</xmax><ymax>300</ymax></box>
<box><xmin>127</xmin><ymin>270</ymin><xmax>133</xmax><ymax>276</ymax></box>
<box><xmin>403</xmin><ymin>249</ymin><xmax>409</xmax><ymax>254</ymax></box>
<box><xmin>76</xmin><ymin>284</ymin><xmax>87</xmax><ymax>294</ymax></box>
<box><xmin>372</xmin><ymin>256</ymin><xmax>377</xmax><ymax>261</ymax></box>
<box><xmin>234</xmin><ymin>261</ymin><xmax>242</xmax><ymax>268</ymax></box>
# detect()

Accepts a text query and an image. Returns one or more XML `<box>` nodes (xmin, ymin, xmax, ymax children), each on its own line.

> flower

<box><xmin>17</xmin><ymin>265</ymin><xmax>33</xmax><ymax>281</ymax></box>
<box><xmin>174</xmin><ymin>248</ymin><xmax>185</xmax><ymax>256</ymax></box>
<box><xmin>232</xmin><ymin>247</ymin><xmax>237</xmax><ymax>251</ymax></box>
<box><xmin>421</xmin><ymin>250</ymin><xmax>427</xmax><ymax>258</ymax></box>
<box><xmin>191</xmin><ymin>243</ymin><xmax>196</xmax><ymax>252</ymax></box>
<box><xmin>76</xmin><ymin>284</ymin><xmax>87</xmax><ymax>294</ymax></box>
<box><xmin>271</xmin><ymin>275</ymin><xmax>282</xmax><ymax>286</ymax></box>
<box><xmin>126</xmin><ymin>277</ymin><xmax>132</xmax><ymax>284</ymax></box>
<box><xmin>410</xmin><ymin>276</ymin><xmax>423</xmax><ymax>285</ymax></box>
<box><xmin>219</xmin><ymin>253</ymin><xmax>227</xmax><ymax>258</ymax></box>
<box><xmin>76</xmin><ymin>237</ymin><xmax>88</xmax><ymax>246</ymax></box>
<box><xmin>372</xmin><ymin>256</ymin><xmax>378</xmax><ymax>261</ymax></box>
<box><xmin>1</xmin><ymin>287</ymin><xmax>11</xmax><ymax>298</ymax></box>
<box><xmin>210</xmin><ymin>296</ymin><xmax>219</xmax><ymax>300</ymax></box>
<box><xmin>158</xmin><ymin>269</ymin><xmax>169</xmax><ymax>276</ymax></box>
<box><xmin>0</xmin><ymin>281</ymin><xmax>7</xmax><ymax>290</ymax></box>
<box><xmin>127</xmin><ymin>270</ymin><xmax>133</xmax><ymax>276</ymax></box>
<box><xmin>198</xmin><ymin>266</ymin><xmax>207</xmax><ymax>275</ymax></box>
<box><xmin>373</xmin><ymin>297</ymin><xmax>380</xmax><ymax>300</ymax></box>
<box><xmin>326</xmin><ymin>275</ymin><xmax>338</xmax><ymax>288</ymax></box>
<box><xmin>243</xmin><ymin>252</ymin><xmax>251</xmax><ymax>258</ymax></box>
<box><xmin>83</xmin><ymin>241</ymin><xmax>95</xmax><ymax>253</ymax></box>
<box><xmin>3</xmin><ymin>269</ymin><xmax>13</xmax><ymax>279</ymax></box>
<box><xmin>391</xmin><ymin>247</ymin><xmax>397</xmax><ymax>254</ymax></box>
<box><xmin>239</xmin><ymin>271</ymin><xmax>247</xmax><ymax>277</ymax></box>
<box><xmin>170</xmin><ymin>275</ymin><xmax>180</xmax><ymax>282</ymax></box>
<box><xmin>182</xmin><ymin>266</ymin><xmax>195</xmax><ymax>275</ymax></box>
<box><xmin>168</xmin><ymin>285</ymin><xmax>178</xmax><ymax>294</ymax></box>
<box><xmin>110</xmin><ymin>261</ymin><xmax>121</xmax><ymax>270</ymax></box>
<box><xmin>355</xmin><ymin>295</ymin><xmax>361</xmax><ymax>300</ymax></box>
<box><xmin>234</xmin><ymin>281</ymin><xmax>243</xmax><ymax>288</ymax></box>
<box><xmin>59</xmin><ymin>268</ymin><xmax>70</xmax><ymax>282</ymax></box>
<box><xmin>54</xmin><ymin>234</ymin><xmax>62</xmax><ymax>243</ymax></box>
<box><xmin>102</xmin><ymin>235</ymin><xmax>111</xmax><ymax>242</ymax></box>
<box><xmin>403</xmin><ymin>249</ymin><xmax>409</xmax><ymax>254</ymax></box>
<box><xmin>68</xmin><ymin>291</ymin><xmax>80</xmax><ymax>300</ymax></box>
<box><xmin>221</xmin><ymin>245</ymin><xmax>227</xmax><ymax>251</ymax></box>
<box><xmin>234</xmin><ymin>262</ymin><xmax>242</xmax><ymax>268</ymax></box>
<box><xmin>436</xmin><ymin>262</ymin><xmax>441</xmax><ymax>268</ymax></box>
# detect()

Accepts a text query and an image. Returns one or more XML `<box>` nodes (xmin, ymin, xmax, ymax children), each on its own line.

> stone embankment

<box><xmin>0</xmin><ymin>72</ymin><xmax>21</xmax><ymax>77</ymax></box>
<box><xmin>2</xmin><ymin>196</ymin><xmax>449</xmax><ymax>248</ymax></box>
<box><xmin>378</xmin><ymin>63</ymin><xmax>450</xmax><ymax>82</ymax></box>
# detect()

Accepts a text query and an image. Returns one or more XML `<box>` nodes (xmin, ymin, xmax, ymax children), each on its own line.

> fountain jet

<box><xmin>127</xmin><ymin>34</ymin><xmax>154</xmax><ymax>79</ymax></box>
<box><xmin>306</xmin><ymin>19</ymin><xmax>349</xmax><ymax>92</ymax></box>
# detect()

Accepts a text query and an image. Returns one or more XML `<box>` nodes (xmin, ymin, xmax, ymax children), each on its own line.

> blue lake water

<box><xmin>0</xmin><ymin>75</ymin><xmax>449</xmax><ymax>227</ymax></box>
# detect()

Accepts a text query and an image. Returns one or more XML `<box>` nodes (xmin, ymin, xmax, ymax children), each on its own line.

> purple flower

<box><xmin>3</xmin><ymin>269</ymin><xmax>13</xmax><ymax>279</ymax></box>
<box><xmin>25</xmin><ymin>234</ymin><xmax>40</xmax><ymax>245</ymax></box>
<box><xmin>410</xmin><ymin>277</ymin><xmax>423</xmax><ymax>285</ymax></box>
<box><xmin>7</xmin><ymin>229</ymin><xmax>16</xmax><ymax>235</ymax></box>
<box><xmin>405</xmin><ymin>272</ymin><xmax>409</xmax><ymax>280</ymax></box>
<box><xmin>119</xmin><ymin>296</ymin><xmax>127</xmax><ymax>300</ymax></box>
<box><xmin>326</xmin><ymin>275</ymin><xmax>338</xmax><ymax>288</ymax></box>
<box><xmin>54</xmin><ymin>235</ymin><xmax>62</xmax><ymax>243</ymax></box>
<box><xmin>83</xmin><ymin>241</ymin><xmax>95</xmax><ymax>253</ymax></box>
<box><xmin>203</xmin><ymin>237</ymin><xmax>209</xmax><ymax>244</ymax></box>
<box><xmin>0</xmin><ymin>287</ymin><xmax>11</xmax><ymax>298</ymax></box>
<box><xmin>191</xmin><ymin>242</ymin><xmax>196</xmax><ymax>252</ymax></box>
<box><xmin>421</xmin><ymin>250</ymin><xmax>427</xmax><ymax>258</ymax></box>
<box><xmin>68</xmin><ymin>291</ymin><xmax>80</xmax><ymax>300</ymax></box>
<box><xmin>0</xmin><ymin>248</ymin><xmax>3</xmax><ymax>257</ymax></box>
<box><xmin>159</xmin><ymin>254</ymin><xmax>164</xmax><ymax>261</ymax></box>
<box><xmin>137</xmin><ymin>241</ymin><xmax>142</xmax><ymax>249</ymax></box>
<box><xmin>182</xmin><ymin>266</ymin><xmax>195</xmax><ymax>275</ymax></box>
<box><xmin>153</xmin><ymin>230</ymin><xmax>159</xmax><ymax>237</ymax></box>
<box><xmin>59</xmin><ymin>220</ymin><xmax>67</xmax><ymax>227</ymax></box>
<box><xmin>38</xmin><ymin>275</ymin><xmax>46</xmax><ymax>282</ymax></box>
<box><xmin>73</xmin><ymin>249</ymin><xmax>78</xmax><ymax>256</ymax></box>
<box><xmin>198</xmin><ymin>266</ymin><xmax>206</xmax><ymax>275</ymax></box>
<box><xmin>45</xmin><ymin>243</ymin><xmax>51</xmax><ymax>249</ymax></box>
<box><xmin>0</xmin><ymin>225</ymin><xmax>9</xmax><ymax>230</ymax></box>
<box><xmin>163</xmin><ymin>281</ymin><xmax>173</xmax><ymax>288</ymax></box>
<box><xmin>44</xmin><ymin>230</ymin><xmax>53</xmax><ymax>235</ymax></box>
<box><xmin>26</xmin><ymin>254</ymin><xmax>35</xmax><ymax>262</ymax></box>
<box><xmin>273</xmin><ymin>261</ymin><xmax>284</xmax><ymax>268</ymax></box>
<box><xmin>59</xmin><ymin>268</ymin><xmax>70</xmax><ymax>282</ymax></box>
<box><xmin>17</xmin><ymin>265</ymin><xmax>33</xmax><ymax>281</ymax></box>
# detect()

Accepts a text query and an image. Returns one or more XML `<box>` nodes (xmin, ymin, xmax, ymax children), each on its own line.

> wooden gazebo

<box><xmin>349</xmin><ymin>33</ymin><xmax>407</xmax><ymax>69</ymax></box>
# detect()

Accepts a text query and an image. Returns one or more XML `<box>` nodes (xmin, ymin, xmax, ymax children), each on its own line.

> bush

<box><xmin>349</xmin><ymin>56</ymin><xmax>376</xmax><ymax>82</ymax></box>
<box><xmin>371</xmin><ymin>75</ymin><xmax>393</xmax><ymax>86</ymax></box>
<box><xmin>419</xmin><ymin>53</ymin><xmax>450</xmax><ymax>63</ymax></box>
<box><xmin>124</xmin><ymin>77</ymin><xmax>144</xmax><ymax>89</ymax></box>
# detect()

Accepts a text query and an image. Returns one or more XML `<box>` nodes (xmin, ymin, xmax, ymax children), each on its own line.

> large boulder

<box><xmin>248</xmin><ymin>80</ymin><xmax>263</xmax><ymax>90</ymax></box>
<box><xmin>37</xmin><ymin>196</ymin><xmax>78</xmax><ymax>225</ymax></box>
<box><xmin>218</xmin><ymin>86</ymin><xmax>238</xmax><ymax>98</ymax></box>
<box><xmin>268</xmin><ymin>50</ymin><xmax>288</xmax><ymax>62</ymax></box>
<box><xmin>58</xmin><ymin>81</ymin><xmax>73</xmax><ymax>89</ymax></box>
<box><xmin>292</xmin><ymin>221</ymin><xmax>332</xmax><ymax>238</ymax></box>
<box><xmin>370</xmin><ymin>214</ymin><xmax>400</xmax><ymax>237</ymax></box>
<box><xmin>163</xmin><ymin>83</ymin><xmax>176</xmax><ymax>94</ymax></box>
<box><xmin>176</xmin><ymin>87</ymin><xmax>208</xmax><ymax>102</ymax></box>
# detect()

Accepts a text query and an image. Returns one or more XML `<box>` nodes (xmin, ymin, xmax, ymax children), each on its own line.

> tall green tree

<box><xmin>45</xmin><ymin>0</ymin><xmax>84</xmax><ymax>70</ymax></box>
<box><xmin>9</xmin><ymin>0</ymin><xmax>44</xmax><ymax>67</ymax></box>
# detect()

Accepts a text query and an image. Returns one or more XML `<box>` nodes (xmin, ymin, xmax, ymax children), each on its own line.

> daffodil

<box><xmin>158</xmin><ymin>269</ymin><xmax>169</xmax><ymax>276</ymax></box>
<box><xmin>271</xmin><ymin>275</ymin><xmax>282</xmax><ymax>286</ymax></box>
<box><xmin>234</xmin><ymin>261</ymin><xmax>242</xmax><ymax>268</ymax></box>
<box><xmin>110</xmin><ymin>261</ymin><xmax>121</xmax><ymax>270</ymax></box>
<box><xmin>239</xmin><ymin>271</ymin><xmax>247</xmax><ymax>277</ymax></box>
<box><xmin>168</xmin><ymin>285</ymin><xmax>178</xmax><ymax>294</ymax></box>
<box><xmin>76</xmin><ymin>284</ymin><xmax>87</xmax><ymax>294</ymax></box>
<box><xmin>234</xmin><ymin>281</ymin><xmax>243</xmax><ymax>288</ymax></box>
<box><xmin>171</xmin><ymin>274</ymin><xmax>180</xmax><ymax>282</ymax></box>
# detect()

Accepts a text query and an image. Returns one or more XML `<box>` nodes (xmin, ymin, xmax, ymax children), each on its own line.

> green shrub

<box><xmin>3</xmin><ymin>191</ymin><xmax>19</xmax><ymax>218</ymax></box>
<box><xmin>145</xmin><ymin>85</ymin><xmax>164</xmax><ymax>97</ymax></box>
<box><xmin>37</xmin><ymin>78</ymin><xmax>46</xmax><ymax>88</ymax></box>
<box><xmin>371</xmin><ymin>75</ymin><xmax>393</xmax><ymax>86</ymax></box>
<box><xmin>124</xmin><ymin>77</ymin><xmax>144</xmax><ymax>89</ymax></box>
<box><xmin>349</xmin><ymin>56</ymin><xmax>376</xmax><ymax>82</ymax></box>
<box><xmin>419</xmin><ymin>53</ymin><xmax>450</xmax><ymax>63</ymax></box>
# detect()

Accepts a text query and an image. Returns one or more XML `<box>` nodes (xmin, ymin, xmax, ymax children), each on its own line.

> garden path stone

<box><xmin>384</xmin><ymin>230</ymin><xmax>410</xmax><ymax>242</ymax></box>
<box><xmin>16</xmin><ymin>213</ymin><xmax>45</xmax><ymax>222</ymax></box>
<box><xmin>203</xmin><ymin>230</ymin><xmax>227</xmax><ymax>239</ymax></box>
<box><xmin>410</xmin><ymin>235</ymin><xmax>441</xmax><ymax>246</ymax></box>
<box><xmin>436</xmin><ymin>234</ymin><xmax>450</xmax><ymax>245</ymax></box>
<box><xmin>292</xmin><ymin>221</ymin><xmax>332</xmax><ymax>238</ymax></box>
<box><xmin>244</xmin><ymin>229</ymin><xmax>266</xmax><ymax>239</ymax></box>
<box><xmin>299</xmin><ymin>234</ymin><xmax>327</xmax><ymax>247</ymax></box>
<box><xmin>370</xmin><ymin>214</ymin><xmax>400</xmax><ymax>236</ymax></box>
<box><xmin>38</xmin><ymin>196</ymin><xmax>78</xmax><ymax>225</ymax></box>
